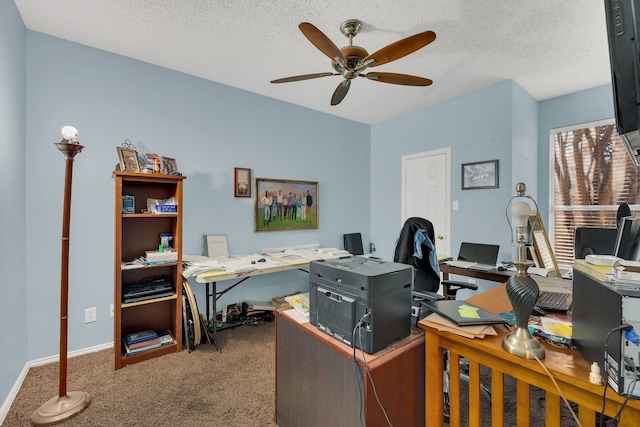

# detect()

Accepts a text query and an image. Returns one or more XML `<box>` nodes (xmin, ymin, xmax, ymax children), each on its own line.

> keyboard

<box><xmin>536</xmin><ymin>292</ymin><xmax>572</xmax><ymax>311</ymax></box>
<box><xmin>447</xmin><ymin>260</ymin><xmax>476</xmax><ymax>269</ymax></box>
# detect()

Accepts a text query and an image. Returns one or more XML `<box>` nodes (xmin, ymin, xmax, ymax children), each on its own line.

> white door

<box><xmin>401</xmin><ymin>148</ymin><xmax>451</xmax><ymax>256</ymax></box>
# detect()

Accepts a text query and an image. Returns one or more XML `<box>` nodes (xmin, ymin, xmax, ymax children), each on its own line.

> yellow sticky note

<box><xmin>458</xmin><ymin>304</ymin><xmax>481</xmax><ymax>319</ymax></box>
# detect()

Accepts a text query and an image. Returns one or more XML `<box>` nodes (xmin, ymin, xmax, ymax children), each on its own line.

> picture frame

<box><xmin>162</xmin><ymin>157</ymin><xmax>178</xmax><ymax>175</ymax></box>
<box><xmin>462</xmin><ymin>160</ymin><xmax>499</xmax><ymax>190</ymax></box>
<box><xmin>255</xmin><ymin>178</ymin><xmax>318</xmax><ymax>232</ymax></box>
<box><xmin>234</xmin><ymin>167</ymin><xmax>251</xmax><ymax>197</ymax></box>
<box><xmin>117</xmin><ymin>146</ymin><xmax>140</xmax><ymax>172</ymax></box>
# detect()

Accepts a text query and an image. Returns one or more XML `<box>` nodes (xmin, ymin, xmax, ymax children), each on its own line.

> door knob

<box><xmin>437</xmin><ymin>234</ymin><xmax>444</xmax><ymax>240</ymax></box>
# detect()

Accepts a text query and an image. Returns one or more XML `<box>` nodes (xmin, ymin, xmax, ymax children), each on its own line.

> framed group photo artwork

<box><xmin>234</xmin><ymin>167</ymin><xmax>251</xmax><ymax>197</ymax></box>
<box><xmin>462</xmin><ymin>159</ymin><xmax>499</xmax><ymax>190</ymax></box>
<box><xmin>255</xmin><ymin>178</ymin><xmax>318</xmax><ymax>232</ymax></box>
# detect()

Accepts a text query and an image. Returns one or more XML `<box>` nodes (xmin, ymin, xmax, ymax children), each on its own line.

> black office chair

<box><xmin>394</xmin><ymin>217</ymin><xmax>490</xmax><ymax>418</ymax></box>
<box><xmin>393</xmin><ymin>217</ymin><xmax>478</xmax><ymax>310</ymax></box>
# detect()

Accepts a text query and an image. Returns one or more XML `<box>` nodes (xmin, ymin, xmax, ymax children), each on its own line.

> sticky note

<box><xmin>458</xmin><ymin>304</ymin><xmax>481</xmax><ymax>319</ymax></box>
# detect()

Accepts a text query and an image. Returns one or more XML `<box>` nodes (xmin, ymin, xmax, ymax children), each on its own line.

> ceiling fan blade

<box><xmin>363</xmin><ymin>31</ymin><xmax>436</xmax><ymax>68</ymax></box>
<box><xmin>299</xmin><ymin>22</ymin><xmax>347</xmax><ymax>64</ymax></box>
<box><xmin>331</xmin><ymin>80</ymin><xmax>351</xmax><ymax>106</ymax></box>
<box><xmin>364</xmin><ymin>72</ymin><xmax>433</xmax><ymax>86</ymax></box>
<box><xmin>271</xmin><ymin>72</ymin><xmax>337</xmax><ymax>84</ymax></box>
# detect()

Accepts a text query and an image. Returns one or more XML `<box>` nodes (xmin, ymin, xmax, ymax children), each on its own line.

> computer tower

<box><xmin>309</xmin><ymin>256</ymin><xmax>413</xmax><ymax>354</ymax></box>
<box><xmin>573</xmin><ymin>269</ymin><xmax>640</xmax><ymax>398</ymax></box>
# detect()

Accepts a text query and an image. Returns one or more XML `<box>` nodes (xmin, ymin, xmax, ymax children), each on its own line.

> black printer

<box><xmin>309</xmin><ymin>256</ymin><xmax>413</xmax><ymax>354</ymax></box>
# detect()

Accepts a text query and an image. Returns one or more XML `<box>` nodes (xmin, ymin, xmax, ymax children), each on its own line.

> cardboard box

<box><xmin>612</xmin><ymin>260</ymin><xmax>640</xmax><ymax>282</ymax></box>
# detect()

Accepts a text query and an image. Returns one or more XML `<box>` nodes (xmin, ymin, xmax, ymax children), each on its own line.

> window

<box><xmin>551</xmin><ymin>119</ymin><xmax>640</xmax><ymax>265</ymax></box>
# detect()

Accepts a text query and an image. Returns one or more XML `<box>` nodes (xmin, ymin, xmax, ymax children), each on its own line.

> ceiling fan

<box><xmin>271</xmin><ymin>19</ymin><xmax>436</xmax><ymax>106</ymax></box>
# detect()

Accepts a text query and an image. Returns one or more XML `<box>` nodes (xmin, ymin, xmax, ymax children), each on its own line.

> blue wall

<box><xmin>24</xmin><ymin>31</ymin><xmax>371</xmax><ymax>361</ymax></box>
<box><xmin>370</xmin><ymin>81</ymin><xmax>530</xmax><ymax>264</ymax></box>
<box><xmin>1</xmin><ymin>4</ymin><xmax>618</xmax><ymax>416</ymax></box>
<box><xmin>0</xmin><ymin>0</ymin><xmax>27</xmax><ymax>411</ymax></box>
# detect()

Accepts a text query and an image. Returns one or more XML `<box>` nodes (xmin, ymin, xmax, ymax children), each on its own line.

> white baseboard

<box><xmin>0</xmin><ymin>342</ymin><xmax>113</xmax><ymax>424</ymax></box>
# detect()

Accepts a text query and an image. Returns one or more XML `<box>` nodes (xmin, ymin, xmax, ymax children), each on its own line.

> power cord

<box><xmin>599</xmin><ymin>324</ymin><xmax>634</xmax><ymax>427</ymax></box>
<box><xmin>607</xmin><ymin>359</ymin><xmax>638</xmax><ymax>426</ymax></box>
<box><xmin>351</xmin><ymin>312</ymin><xmax>393</xmax><ymax>427</ymax></box>
<box><xmin>534</xmin><ymin>356</ymin><xmax>582</xmax><ymax>426</ymax></box>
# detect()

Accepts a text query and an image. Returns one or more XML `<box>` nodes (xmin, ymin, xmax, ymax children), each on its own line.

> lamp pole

<box><xmin>31</xmin><ymin>129</ymin><xmax>91</xmax><ymax>426</ymax></box>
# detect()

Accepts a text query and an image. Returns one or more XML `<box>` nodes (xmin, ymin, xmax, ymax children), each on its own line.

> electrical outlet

<box><xmin>110</xmin><ymin>304</ymin><xmax>114</xmax><ymax>318</ymax></box>
<box><xmin>85</xmin><ymin>307</ymin><xmax>97</xmax><ymax>323</ymax></box>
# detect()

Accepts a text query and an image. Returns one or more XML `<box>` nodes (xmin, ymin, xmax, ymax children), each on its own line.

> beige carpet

<box><xmin>3</xmin><ymin>320</ymin><xmax>583</xmax><ymax>427</ymax></box>
<box><xmin>3</xmin><ymin>322</ymin><xmax>278</xmax><ymax>427</ymax></box>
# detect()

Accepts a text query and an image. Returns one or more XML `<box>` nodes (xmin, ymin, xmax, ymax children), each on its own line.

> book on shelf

<box><xmin>285</xmin><ymin>292</ymin><xmax>309</xmax><ymax>318</ymax></box>
<box><xmin>127</xmin><ymin>336</ymin><xmax>162</xmax><ymax>350</ymax></box>
<box><xmin>123</xmin><ymin>338</ymin><xmax>162</xmax><ymax>355</ymax></box>
<box><xmin>124</xmin><ymin>329</ymin><xmax>158</xmax><ymax>345</ymax></box>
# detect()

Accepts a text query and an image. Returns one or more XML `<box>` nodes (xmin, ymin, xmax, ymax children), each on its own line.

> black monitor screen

<box><xmin>343</xmin><ymin>233</ymin><xmax>364</xmax><ymax>255</ymax></box>
<box><xmin>614</xmin><ymin>217</ymin><xmax>640</xmax><ymax>261</ymax></box>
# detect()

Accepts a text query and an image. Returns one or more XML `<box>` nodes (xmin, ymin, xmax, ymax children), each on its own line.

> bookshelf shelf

<box><xmin>113</xmin><ymin>171</ymin><xmax>186</xmax><ymax>369</ymax></box>
<box><xmin>121</xmin><ymin>294</ymin><xmax>178</xmax><ymax>309</ymax></box>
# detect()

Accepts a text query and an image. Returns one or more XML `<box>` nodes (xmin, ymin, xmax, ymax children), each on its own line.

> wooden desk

<box><xmin>439</xmin><ymin>262</ymin><xmax>513</xmax><ymax>283</ymax></box>
<box><xmin>275</xmin><ymin>309</ymin><xmax>425</xmax><ymax>427</ymax></box>
<box><xmin>418</xmin><ymin>284</ymin><xmax>640</xmax><ymax>426</ymax></box>
<box><xmin>192</xmin><ymin>259</ymin><xmax>310</xmax><ymax>351</ymax></box>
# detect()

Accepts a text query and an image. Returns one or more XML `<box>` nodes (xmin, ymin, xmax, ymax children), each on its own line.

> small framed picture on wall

<box><xmin>462</xmin><ymin>159</ymin><xmax>499</xmax><ymax>190</ymax></box>
<box><xmin>234</xmin><ymin>167</ymin><xmax>251</xmax><ymax>197</ymax></box>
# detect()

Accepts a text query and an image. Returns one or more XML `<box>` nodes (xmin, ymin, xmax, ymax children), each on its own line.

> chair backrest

<box><xmin>343</xmin><ymin>232</ymin><xmax>364</xmax><ymax>255</ymax></box>
<box><xmin>394</xmin><ymin>217</ymin><xmax>440</xmax><ymax>293</ymax></box>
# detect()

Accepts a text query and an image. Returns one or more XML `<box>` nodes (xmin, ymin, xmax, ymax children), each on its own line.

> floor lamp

<box><xmin>31</xmin><ymin>126</ymin><xmax>91</xmax><ymax>425</ymax></box>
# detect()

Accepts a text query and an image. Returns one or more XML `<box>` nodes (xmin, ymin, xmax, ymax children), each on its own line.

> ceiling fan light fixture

<box><xmin>273</xmin><ymin>19</ymin><xmax>435</xmax><ymax>105</ymax></box>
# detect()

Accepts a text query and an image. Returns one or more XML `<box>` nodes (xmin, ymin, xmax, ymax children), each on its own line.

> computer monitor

<box><xmin>573</xmin><ymin>227</ymin><xmax>617</xmax><ymax>258</ymax></box>
<box><xmin>614</xmin><ymin>216</ymin><xmax>640</xmax><ymax>261</ymax></box>
<box><xmin>343</xmin><ymin>233</ymin><xmax>364</xmax><ymax>255</ymax></box>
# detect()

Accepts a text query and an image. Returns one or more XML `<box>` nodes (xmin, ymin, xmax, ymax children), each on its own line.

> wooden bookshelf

<box><xmin>113</xmin><ymin>171</ymin><xmax>186</xmax><ymax>369</ymax></box>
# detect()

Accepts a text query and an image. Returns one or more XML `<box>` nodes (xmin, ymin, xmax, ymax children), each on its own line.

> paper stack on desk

<box><xmin>421</xmin><ymin>313</ymin><xmax>499</xmax><ymax>339</ymax></box>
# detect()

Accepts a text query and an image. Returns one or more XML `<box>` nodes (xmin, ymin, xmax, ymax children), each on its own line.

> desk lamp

<box><xmin>502</xmin><ymin>182</ymin><xmax>545</xmax><ymax>359</ymax></box>
<box><xmin>31</xmin><ymin>126</ymin><xmax>91</xmax><ymax>425</ymax></box>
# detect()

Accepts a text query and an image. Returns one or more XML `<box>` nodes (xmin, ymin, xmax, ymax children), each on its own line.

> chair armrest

<box><xmin>412</xmin><ymin>290</ymin><xmax>445</xmax><ymax>302</ymax></box>
<box><xmin>441</xmin><ymin>280</ymin><xmax>478</xmax><ymax>300</ymax></box>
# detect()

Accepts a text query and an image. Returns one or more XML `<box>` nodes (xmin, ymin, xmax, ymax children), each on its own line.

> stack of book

<box><xmin>123</xmin><ymin>330</ymin><xmax>174</xmax><ymax>356</ymax></box>
<box><xmin>285</xmin><ymin>292</ymin><xmax>309</xmax><ymax>318</ymax></box>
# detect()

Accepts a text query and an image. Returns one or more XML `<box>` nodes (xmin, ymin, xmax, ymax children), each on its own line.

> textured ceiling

<box><xmin>14</xmin><ymin>0</ymin><xmax>613</xmax><ymax>125</ymax></box>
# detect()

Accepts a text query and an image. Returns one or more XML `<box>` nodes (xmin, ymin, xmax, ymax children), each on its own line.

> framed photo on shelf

<box><xmin>117</xmin><ymin>146</ymin><xmax>140</xmax><ymax>172</ymax></box>
<box><xmin>255</xmin><ymin>178</ymin><xmax>318</xmax><ymax>232</ymax></box>
<box><xmin>162</xmin><ymin>157</ymin><xmax>178</xmax><ymax>175</ymax></box>
<box><xmin>234</xmin><ymin>167</ymin><xmax>251</xmax><ymax>197</ymax></box>
<box><xmin>462</xmin><ymin>159</ymin><xmax>499</xmax><ymax>190</ymax></box>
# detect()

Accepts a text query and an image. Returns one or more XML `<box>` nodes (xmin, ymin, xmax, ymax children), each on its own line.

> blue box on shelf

<box><xmin>156</xmin><ymin>204</ymin><xmax>177</xmax><ymax>213</ymax></box>
<box><xmin>122</xmin><ymin>195</ymin><xmax>135</xmax><ymax>214</ymax></box>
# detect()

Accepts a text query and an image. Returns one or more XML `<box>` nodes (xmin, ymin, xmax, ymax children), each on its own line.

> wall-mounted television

<box><xmin>604</xmin><ymin>0</ymin><xmax>640</xmax><ymax>165</ymax></box>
